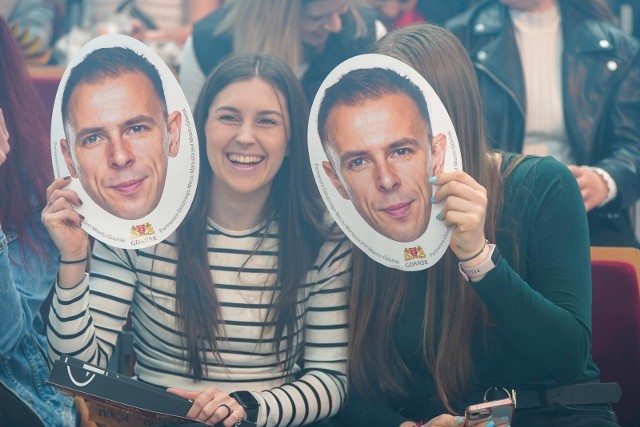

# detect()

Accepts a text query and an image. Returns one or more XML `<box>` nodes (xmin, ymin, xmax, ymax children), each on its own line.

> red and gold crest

<box><xmin>404</xmin><ymin>246</ymin><xmax>426</xmax><ymax>261</ymax></box>
<box><xmin>130</xmin><ymin>222</ymin><xmax>155</xmax><ymax>238</ymax></box>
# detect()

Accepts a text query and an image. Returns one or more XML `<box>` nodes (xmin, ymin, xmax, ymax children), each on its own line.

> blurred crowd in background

<box><xmin>1</xmin><ymin>0</ymin><xmax>637</xmax><ymax>70</ymax></box>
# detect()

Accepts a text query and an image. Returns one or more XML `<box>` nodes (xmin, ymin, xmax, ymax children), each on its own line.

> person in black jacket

<box><xmin>448</xmin><ymin>0</ymin><xmax>640</xmax><ymax>247</ymax></box>
<box><xmin>179</xmin><ymin>0</ymin><xmax>380</xmax><ymax>109</ymax></box>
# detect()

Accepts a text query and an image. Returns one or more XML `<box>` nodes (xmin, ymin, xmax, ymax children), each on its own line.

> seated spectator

<box><xmin>0</xmin><ymin>0</ymin><xmax>55</xmax><ymax>63</ymax></box>
<box><xmin>44</xmin><ymin>54</ymin><xmax>351</xmax><ymax>427</ymax></box>
<box><xmin>53</xmin><ymin>0</ymin><xmax>223</xmax><ymax>69</ymax></box>
<box><xmin>338</xmin><ymin>23</ymin><xmax>621</xmax><ymax>427</ymax></box>
<box><xmin>447</xmin><ymin>0</ymin><xmax>640</xmax><ymax>247</ymax></box>
<box><xmin>0</xmin><ymin>16</ymin><xmax>76</xmax><ymax>427</ymax></box>
<box><xmin>179</xmin><ymin>0</ymin><xmax>384</xmax><ymax>109</ymax></box>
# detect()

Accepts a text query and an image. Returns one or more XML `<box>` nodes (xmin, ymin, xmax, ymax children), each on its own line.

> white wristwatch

<box><xmin>459</xmin><ymin>244</ymin><xmax>501</xmax><ymax>282</ymax></box>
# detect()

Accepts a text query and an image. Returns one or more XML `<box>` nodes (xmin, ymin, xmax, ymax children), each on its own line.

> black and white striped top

<box><xmin>48</xmin><ymin>219</ymin><xmax>352</xmax><ymax>426</ymax></box>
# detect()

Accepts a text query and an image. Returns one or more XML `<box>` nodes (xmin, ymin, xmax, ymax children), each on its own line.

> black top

<box><xmin>339</xmin><ymin>154</ymin><xmax>600</xmax><ymax>426</ymax></box>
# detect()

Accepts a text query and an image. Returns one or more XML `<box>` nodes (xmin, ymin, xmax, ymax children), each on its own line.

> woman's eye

<box><xmin>219</xmin><ymin>114</ymin><xmax>239</xmax><ymax>122</ymax></box>
<box><xmin>259</xmin><ymin>118</ymin><xmax>277</xmax><ymax>125</ymax></box>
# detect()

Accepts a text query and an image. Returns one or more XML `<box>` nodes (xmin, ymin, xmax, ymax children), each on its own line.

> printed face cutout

<box><xmin>309</xmin><ymin>54</ymin><xmax>462</xmax><ymax>270</ymax></box>
<box><xmin>51</xmin><ymin>34</ymin><xmax>199</xmax><ymax>248</ymax></box>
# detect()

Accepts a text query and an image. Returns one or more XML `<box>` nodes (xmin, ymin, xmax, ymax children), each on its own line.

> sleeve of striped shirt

<box><xmin>254</xmin><ymin>237</ymin><xmax>352</xmax><ymax>427</ymax></box>
<box><xmin>47</xmin><ymin>241</ymin><xmax>138</xmax><ymax>368</ymax></box>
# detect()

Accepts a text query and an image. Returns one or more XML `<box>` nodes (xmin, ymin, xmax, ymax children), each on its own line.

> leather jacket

<box><xmin>448</xmin><ymin>0</ymin><xmax>640</xmax><ymax>246</ymax></box>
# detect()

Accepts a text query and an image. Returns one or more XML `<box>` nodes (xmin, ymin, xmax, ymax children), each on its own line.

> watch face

<box><xmin>231</xmin><ymin>391</ymin><xmax>259</xmax><ymax>424</ymax></box>
<box><xmin>232</xmin><ymin>391</ymin><xmax>259</xmax><ymax>408</ymax></box>
<box><xmin>490</xmin><ymin>245</ymin><xmax>501</xmax><ymax>264</ymax></box>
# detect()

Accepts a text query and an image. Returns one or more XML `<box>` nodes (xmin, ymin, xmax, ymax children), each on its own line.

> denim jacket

<box><xmin>0</xmin><ymin>212</ymin><xmax>76</xmax><ymax>427</ymax></box>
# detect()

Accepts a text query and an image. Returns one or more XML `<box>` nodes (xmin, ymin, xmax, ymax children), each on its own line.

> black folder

<box><xmin>47</xmin><ymin>355</ymin><xmax>197</xmax><ymax>425</ymax></box>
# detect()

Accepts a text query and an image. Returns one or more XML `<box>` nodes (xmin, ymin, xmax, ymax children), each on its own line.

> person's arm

<box><xmin>179</xmin><ymin>35</ymin><xmax>207</xmax><ymax>110</ymax></box>
<box><xmin>471</xmin><ymin>157</ymin><xmax>593</xmax><ymax>383</ymax></box>
<box><xmin>591</xmin><ymin>46</ymin><xmax>640</xmax><ymax>211</ymax></box>
<box><xmin>0</xmin><ymin>112</ymin><xmax>54</xmax><ymax>358</ymax></box>
<box><xmin>0</xmin><ymin>224</ymin><xmax>32</xmax><ymax>359</ymax></box>
<box><xmin>0</xmin><ymin>113</ymin><xmax>29</xmax><ymax>358</ymax></box>
<box><xmin>254</xmin><ymin>237</ymin><xmax>352</xmax><ymax>427</ymax></box>
<box><xmin>47</xmin><ymin>240</ymin><xmax>137</xmax><ymax>368</ymax></box>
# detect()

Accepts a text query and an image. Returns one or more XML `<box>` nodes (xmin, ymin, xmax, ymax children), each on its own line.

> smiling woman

<box><xmin>205</xmin><ymin>77</ymin><xmax>290</xmax><ymax>215</ymax></box>
<box><xmin>44</xmin><ymin>54</ymin><xmax>351</xmax><ymax>427</ymax></box>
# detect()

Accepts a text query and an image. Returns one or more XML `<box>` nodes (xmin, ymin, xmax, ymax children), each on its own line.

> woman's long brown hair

<box><xmin>174</xmin><ymin>55</ymin><xmax>326</xmax><ymax>379</ymax></box>
<box><xmin>0</xmin><ymin>18</ymin><xmax>52</xmax><ymax>246</ymax></box>
<box><xmin>348</xmin><ymin>24</ymin><xmax>506</xmax><ymax>411</ymax></box>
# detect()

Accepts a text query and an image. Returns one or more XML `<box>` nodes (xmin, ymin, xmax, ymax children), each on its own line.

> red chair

<box><xmin>590</xmin><ymin>247</ymin><xmax>640</xmax><ymax>427</ymax></box>
<box><xmin>28</xmin><ymin>66</ymin><xmax>65</xmax><ymax>131</ymax></box>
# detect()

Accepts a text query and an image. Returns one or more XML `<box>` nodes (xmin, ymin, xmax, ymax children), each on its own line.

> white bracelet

<box><xmin>584</xmin><ymin>166</ymin><xmax>617</xmax><ymax>207</ymax></box>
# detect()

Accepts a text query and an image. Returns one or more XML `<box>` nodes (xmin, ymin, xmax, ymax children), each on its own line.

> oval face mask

<box><xmin>51</xmin><ymin>34</ymin><xmax>199</xmax><ymax>249</ymax></box>
<box><xmin>308</xmin><ymin>54</ymin><xmax>462</xmax><ymax>271</ymax></box>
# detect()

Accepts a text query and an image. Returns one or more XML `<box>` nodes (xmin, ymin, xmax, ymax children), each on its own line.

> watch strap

<box><xmin>234</xmin><ymin>420</ymin><xmax>257</xmax><ymax>427</ymax></box>
<box><xmin>230</xmin><ymin>391</ymin><xmax>259</xmax><ymax>426</ymax></box>
<box><xmin>459</xmin><ymin>244</ymin><xmax>501</xmax><ymax>282</ymax></box>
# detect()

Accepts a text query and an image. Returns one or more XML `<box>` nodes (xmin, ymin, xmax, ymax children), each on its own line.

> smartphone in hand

<box><xmin>465</xmin><ymin>397</ymin><xmax>514</xmax><ymax>426</ymax></box>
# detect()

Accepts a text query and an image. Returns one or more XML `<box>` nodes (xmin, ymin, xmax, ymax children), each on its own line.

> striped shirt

<box><xmin>48</xmin><ymin>219</ymin><xmax>352</xmax><ymax>426</ymax></box>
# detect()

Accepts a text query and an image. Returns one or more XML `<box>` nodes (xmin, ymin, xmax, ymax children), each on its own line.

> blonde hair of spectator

<box><xmin>214</xmin><ymin>0</ymin><xmax>368</xmax><ymax>72</ymax></box>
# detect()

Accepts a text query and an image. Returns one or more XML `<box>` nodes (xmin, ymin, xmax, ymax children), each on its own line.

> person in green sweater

<box><xmin>338</xmin><ymin>24</ymin><xmax>621</xmax><ymax>427</ymax></box>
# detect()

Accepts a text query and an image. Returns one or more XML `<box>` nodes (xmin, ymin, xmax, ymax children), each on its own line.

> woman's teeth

<box><xmin>228</xmin><ymin>154</ymin><xmax>263</xmax><ymax>165</ymax></box>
